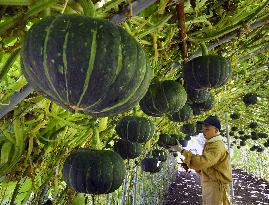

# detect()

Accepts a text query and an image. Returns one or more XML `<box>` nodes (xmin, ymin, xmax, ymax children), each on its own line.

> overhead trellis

<box><xmin>0</xmin><ymin>0</ymin><xmax>269</xmax><ymax>204</ymax></box>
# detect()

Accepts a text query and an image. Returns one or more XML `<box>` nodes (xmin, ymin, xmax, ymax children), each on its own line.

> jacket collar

<box><xmin>206</xmin><ymin>135</ymin><xmax>223</xmax><ymax>143</ymax></box>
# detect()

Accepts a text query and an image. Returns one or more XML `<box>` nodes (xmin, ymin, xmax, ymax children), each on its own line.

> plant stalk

<box><xmin>176</xmin><ymin>0</ymin><xmax>188</xmax><ymax>64</ymax></box>
<box><xmin>0</xmin><ymin>0</ymin><xmax>31</xmax><ymax>5</ymax></box>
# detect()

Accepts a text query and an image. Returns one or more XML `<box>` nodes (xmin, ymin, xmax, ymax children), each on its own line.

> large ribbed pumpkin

<box><xmin>183</xmin><ymin>56</ymin><xmax>232</xmax><ymax>89</ymax></box>
<box><xmin>21</xmin><ymin>15</ymin><xmax>153</xmax><ymax>117</ymax></box>
<box><xmin>185</xmin><ymin>85</ymin><xmax>210</xmax><ymax>103</ymax></box>
<box><xmin>139</xmin><ymin>80</ymin><xmax>187</xmax><ymax>116</ymax></box>
<box><xmin>181</xmin><ymin>123</ymin><xmax>196</xmax><ymax>135</ymax></box>
<box><xmin>168</xmin><ymin>104</ymin><xmax>193</xmax><ymax>122</ymax></box>
<box><xmin>157</xmin><ymin>134</ymin><xmax>178</xmax><ymax>148</ymax></box>
<box><xmin>243</xmin><ymin>93</ymin><xmax>258</xmax><ymax>105</ymax></box>
<box><xmin>190</xmin><ymin>92</ymin><xmax>214</xmax><ymax>114</ymax></box>
<box><xmin>113</xmin><ymin>139</ymin><xmax>142</xmax><ymax>159</ymax></box>
<box><xmin>152</xmin><ymin>149</ymin><xmax>167</xmax><ymax>162</ymax></box>
<box><xmin>141</xmin><ymin>158</ymin><xmax>161</xmax><ymax>173</ymax></box>
<box><xmin>115</xmin><ymin>116</ymin><xmax>154</xmax><ymax>143</ymax></box>
<box><xmin>62</xmin><ymin>148</ymin><xmax>125</xmax><ymax>194</ymax></box>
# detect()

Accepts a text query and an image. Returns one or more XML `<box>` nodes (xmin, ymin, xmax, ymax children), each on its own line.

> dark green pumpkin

<box><xmin>181</xmin><ymin>123</ymin><xmax>196</xmax><ymax>135</ymax></box>
<box><xmin>195</xmin><ymin>121</ymin><xmax>203</xmax><ymax>134</ymax></box>
<box><xmin>248</xmin><ymin>122</ymin><xmax>258</xmax><ymax>129</ymax></box>
<box><xmin>231</xmin><ymin>126</ymin><xmax>238</xmax><ymax>132</ymax></box>
<box><xmin>230</xmin><ymin>113</ymin><xmax>240</xmax><ymax>120</ymax></box>
<box><xmin>251</xmin><ymin>131</ymin><xmax>258</xmax><ymax>140</ymax></box>
<box><xmin>229</xmin><ymin>131</ymin><xmax>234</xmax><ymax>136</ymax></box>
<box><xmin>243</xmin><ymin>93</ymin><xmax>258</xmax><ymax>105</ymax></box>
<box><xmin>239</xmin><ymin>140</ymin><xmax>246</xmax><ymax>146</ymax></box>
<box><xmin>238</xmin><ymin>130</ymin><xmax>245</xmax><ymax>135</ymax></box>
<box><xmin>139</xmin><ymin>80</ymin><xmax>187</xmax><ymax>117</ymax></box>
<box><xmin>168</xmin><ymin>104</ymin><xmax>193</xmax><ymax>122</ymax></box>
<box><xmin>250</xmin><ymin>145</ymin><xmax>258</xmax><ymax>151</ymax></box>
<box><xmin>185</xmin><ymin>85</ymin><xmax>211</xmax><ymax>103</ymax></box>
<box><xmin>157</xmin><ymin>134</ymin><xmax>178</xmax><ymax>148</ymax></box>
<box><xmin>264</xmin><ymin>141</ymin><xmax>269</xmax><ymax>148</ymax></box>
<box><xmin>152</xmin><ymin>149</ymin><xmax>167</xmax><ymax>162</ymax></box>
<box><xmin>256</xmin><ymin>146</ymin><xmax>264</xmax><ymax>152</ymax></box>
<box><xmin>21</xmin><ymin>15</ymin><xmax>153</xmax><ymax>117</ymax></box>
<box><xmin>115</xmin><ymin>116</ymin><xmax>154</xmax><ymax>143</ymax></box>
<box><xmin>179</xmin><ymin>139</ymin><xmax>188</xmax><ymax>147</ymax></box>
<box><xmin>62</xmin><ymin>148</ymin><xmax>125</xmax><ymax>194</ymax></box>
<box><xmin>183</xmin><ymin>55</ymin><xmax>232</xmax><ymax>89</ymax></box>
<box><xmin>257</xmin><ymin>132</ymin><xmax>268</xmax><ymax>139</ymax></box>
<box><xmin>113</xmin><ymin>139</ymin><xmax>142</xmax><ymax>159</ymax></box>
<box><xmin>141</xmin><ymin>157</ymin><xmax>161</xmax><ymax>173</ymax></box>
<box><xmin>190</xmin><ymin>92</ymin><xmax>214</xmax><ymax>112</ymax></box>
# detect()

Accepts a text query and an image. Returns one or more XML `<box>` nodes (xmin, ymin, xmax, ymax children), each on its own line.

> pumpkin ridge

<box><xmin>221</xmin><ymin>61</ymin><xmax>232</xmax><ymax>86</ymax></box>
<box><xmin>150</xmin><ymin>85</ymin><xmax>163</xmax><ymax>115</ymax></box>
<box><xmin>126</xmin><ymin>120</ymin><xmax>130</xmax><ymax>141</ymax></box>
<box><xmin>43</xmin><ymin>16</ymin><xmax>64</xmax><ymax>102</ymax></box>
<box><xmin>207</xmin><ymin>57</ymin><xmax>211</xmax><ymax>87</ymax></box>
<box><xmin>161</xmin><ymin>82</ymin><xmax>170</xmax><ymax>112</ymax></box>
<box><xmin>191</xmin><ymin>59</ymin><xmax>202</xmax><ymax>88</ymax></box>
<box><xmin>85</xmin><ymin>38</ymin><xmax>145</xmax><ymax>112</ymax></box>
<box><xmin>85</xmin><ymin>166</ymin><xmax>90</xmax><ymax>193</ymax></box>
<box><xmin>63</xmin><ymin>28</ymin><xmax>70</xmax><ymax>104</ymax></box>
<box><xmin>79</xmin><ymin>29</ymin><xmax>124</xmax><ymax>110</ymax></box>
<box><xmin>77</xmin><ymin>29</ymin><xmax>97</xmax><ymax>106</ymax></box>
<box><xmin>214</xmin><ymin>58</ymin><xmax>221</xmax><ymax>86</ymax></box>
<box><xmin>96</xmin><ymin>58</ymin><xmax>153</xmax><ymax>116</ymax></box>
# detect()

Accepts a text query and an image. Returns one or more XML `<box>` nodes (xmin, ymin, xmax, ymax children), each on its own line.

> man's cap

<box><xmin>198</xmin><ymin>116</ymin><xmax>221</xmax><ymax>130</ymax></box>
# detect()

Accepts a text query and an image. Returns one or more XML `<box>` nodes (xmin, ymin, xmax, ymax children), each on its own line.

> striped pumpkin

<box><xmin>139</xmin><ymin>80</ymin><xmax>187</xmax><ymax>117</ymax></box>
<box><xmin>152</xmin><ymin>149</ymin><xmax>167</xmax><ymax>162</ymax></box>
<box><xmin>183</xmin><ymin>56</ymin><xmax>232</xmax><ymax>89</ymax></box>
<box><xmin>169</xmin><ymin>104</ymin><xmax>193</xmax><ymax>122</ymax></box>
<box><xmin>113</xmin><ymin>139</ymin><xmax>142</xmax><ymax>159</ymax></box>
<box><xmin>141</xmin><ymin>157</ymin><xmax>161</xmax><ymax>173</ymax></box>
<box><xmin>186</xmin><ymin>85</ymin><xmax>211</xmax><ymax>103</ymax></box>
<box><xmin>21</xmin><ymin>14</ymin><xmax>153</xmax><ymax>117</ymax></box>
<box><xmin>115</xmin><ymin>116</ymin><xmax>154</xmax><ymax>143</ymax></box>
<box><xmin>62</xmin><ymin>148</ymin><xmax>125</xmax><ymax>194</ymax></box>
<box><xmin>243</xmin><ymin>93</ymin><xmax>258</xmax><ymax>105</ymax></box>
<box><xmin>181</xmin><ymin>123</ymin><xmax>196</xmax><ymax>135</ymax></box>
<box><xmin>157</xmin><ymin>134</ymin><xmax>178</xmax><ymax>148</ymax></box>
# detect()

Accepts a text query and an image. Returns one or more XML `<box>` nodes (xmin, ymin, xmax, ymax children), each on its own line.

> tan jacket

<box><xmin>182</xmin><ymin>135</ymin><xmax>232</xmax><ymax>184</ymax></box>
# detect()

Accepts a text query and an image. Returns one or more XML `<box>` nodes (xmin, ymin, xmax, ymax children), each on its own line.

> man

<box><xmin>170</xmin><ymin>116</ymin><xmax>232</xmax><ymax>205</ymax></box>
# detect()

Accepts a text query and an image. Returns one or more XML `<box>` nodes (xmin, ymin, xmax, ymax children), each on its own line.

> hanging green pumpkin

<box><xmin>168</xmin><ymin>104</ymin><xmax>193</xmax><ymax>122</ymax></box>
<box><xmin>139</xmin><ymin>80</ymin><xmax>187</xmax><ymax>117</ymax></box>
<box><xmin>190</xmin><ymin>92</ymin><xmax>214</xmax><ymax>113</ymax></box>
<box><xmin>21</xmin><ymin>14</ymin><xmax>153</xmax><ymax>117</ymax></box>
<box><xmin>113</xmin><ymin>139</ymin><xmax>142</xmax><ymax>159</ymax></box>
<box><xmin>62</xmin><ymin>148</ymin><xmax>125</xmax><ymax>194</ymax></box>
<box><xmin>185</xmin><ymin>85</ymin><xmax>211</xmax><ymax>103</ymax></box>
<box><xmin>248</xmin><ymin>122</ymin><xmax>258</xmax><ymax>129</ymax></box>
<box><xmin>243</xmin><ymin>93</ymin><xmax>258</xmax><ymax>105</ymax></box>
<box><xmin>152</xmin><ymin>149</ymin><xmax>167</xmax><ymax>162</ymax></box>
<box><xmin>157</xmin><ymin>133</ymin><xmax>178</xmax><ymax>148</ymax></box>
<box><xmin>231</xmin><ymin>126</ymin><xmax>238</xmax><ymax>132</ymax></box>
<box><xmin>141</xmin><ymin>157</ymin><xmax>161</xmax><ymax>173</ymax></box>
<box><xmin>181</xmin><ymin>123</ymin><xmax>196</xmax><ymax>135</ymax></box>
<box><xmin>115</xmin><ymin>116</ymin><xmax>154</xmax><ymax>143</ymax></box>
<box><xmin>183</xmin><ymin>55</ymin><xmax>232</xmax><ymax>89</ymax></box>
<box><xmin>230</xmin><ymin>112</ymin><xmax>240</xmax><ymax>120</ymax></box>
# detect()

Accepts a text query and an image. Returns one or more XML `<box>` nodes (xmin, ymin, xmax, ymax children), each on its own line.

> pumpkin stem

<box><xmin>132</xmin><ymin>106</ymin><xmax>139</xmax><ymax>116</ymax></box>
<box><xmin>78</xmin><ymin>0</ymin><xmax>96</xmax><ymax>17</ymax></box>
<box><xmin>91</xmin><ymin>124</ymin><xmax>103</xmax><ymax>150</ymax></box>
<box><xmin>200</xmin><ymin>42</ymin><xmax>208</xmax><ymax>56</ymax></box>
